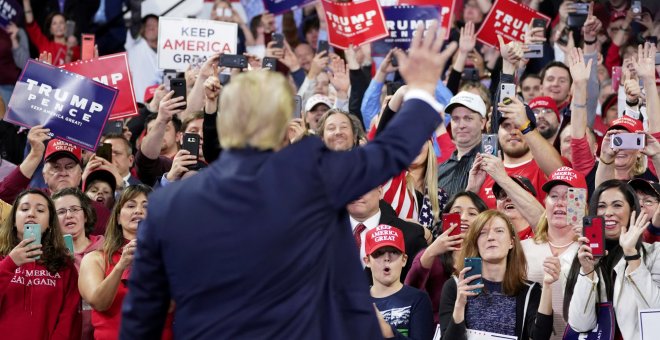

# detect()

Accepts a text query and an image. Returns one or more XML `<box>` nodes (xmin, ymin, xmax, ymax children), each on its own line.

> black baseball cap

<box><xmin>493</xmin><ymin>175</ymin><xmax>537</xmax><ymax>199</ymax></box>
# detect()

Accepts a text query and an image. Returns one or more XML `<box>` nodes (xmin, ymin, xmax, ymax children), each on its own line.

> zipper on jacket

<box><xmin>627</xmin><ymin>273</ymin><xmax>650</xmax><ymax>308</ymax></box>
<box><xmin>584</xmin><ymin>281</ymin><xmax>597</xmax><ymax>314</ymax></box>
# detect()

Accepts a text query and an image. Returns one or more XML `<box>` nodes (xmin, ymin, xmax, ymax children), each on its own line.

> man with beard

<box><xmin>529</xmin><ymin>96</ymin><xmax>561</xmax><ymax>144</ymax></box>
<box><xmin>467</xmin><ymin>95</ymin><xmax>564</xmax><ymax>208</ymax></box>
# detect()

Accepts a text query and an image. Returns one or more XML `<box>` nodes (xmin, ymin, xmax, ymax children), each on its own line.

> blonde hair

<box><xmin>405</xmin><ymin>140</ymin><xmax>440</xmax><ymax>224</ymax></box>
<box><xmin>456</xmin><ymin>210</ymin><xmax>527</xmax><ymax>296</ymax></box>
<box><xmin>218</xmin><ymin>71</ymin><xmax>293</xmax><ymax>150</ymax></box>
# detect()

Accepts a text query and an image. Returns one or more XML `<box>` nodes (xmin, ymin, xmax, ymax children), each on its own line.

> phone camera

<box><xmin>613</xmin><ymin>136</ymin><xmax>622</xmax><ymax>147</ymax></box>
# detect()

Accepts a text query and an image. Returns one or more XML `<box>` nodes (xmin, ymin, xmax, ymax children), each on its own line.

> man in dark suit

<box><xmin>120</xmin><ymin>22</ymin><xmax>446</xmax><ymax>339</ymax></box>
<box><xmin>348</xmin><ymin>186</ymin><xmax>427</xmax><ymax>282</ymax></box>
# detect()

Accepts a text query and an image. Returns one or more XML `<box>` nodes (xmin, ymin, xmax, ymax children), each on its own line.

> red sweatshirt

<box><xmin>25</xmin><ymin>21</ymin><xmax>80</xmax><ymax>66</ymax></box>
<box><xmin>0</xmin><ymin>256</ymin><xmax>81</xmax><ymax>339</ymax></box>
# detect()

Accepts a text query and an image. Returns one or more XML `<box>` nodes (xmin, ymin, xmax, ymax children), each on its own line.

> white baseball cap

<box><xmin>445</xmin><ymin>91</ymin><xmax>487</xmax><ymax>117</ymax></box>
<box><xmin>304</xmin><ymin>94</ymin><xmax>333</xmax><ymax>112</ymax></box>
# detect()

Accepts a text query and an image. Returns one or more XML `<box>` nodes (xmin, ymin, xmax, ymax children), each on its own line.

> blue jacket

<box><xmin>120</xmin><ymin>95</ymin><xmax>442</xmax><ymax>339</ymax></box>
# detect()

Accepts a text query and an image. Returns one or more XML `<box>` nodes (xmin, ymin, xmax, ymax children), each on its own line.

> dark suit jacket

<box><xmin>120</xmin><ymin>97</ymin><xmax>441</xmax><ymax>339</ymax></box>
<box><xmin>378</xmin><ymin>200</ymin><xmax>428</xmax><ymax>281</ymax></box>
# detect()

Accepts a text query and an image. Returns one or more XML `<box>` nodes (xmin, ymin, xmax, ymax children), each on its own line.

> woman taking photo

<box><xmin>22</xmin><ymin>0</ymin><xmax>79</xmax><ymax>66</ymax></box>
<box><xmin>565</xmin><ymin>180</ymin><xmax>660</xmax><ymax>339</ymax></box>
<box><xmin>0</xmin><ymin>189</ymin><xmax>81</xmax><ymax>339</ymax></box>
<box><xmin>79</xmin><ymin>185</ymin><xmax>173</xmax><ymax>340</ymax></box>
<box><xmin>521</xmin><ymin>167</ymin><xmax>586</xmax><ymax>339</ymax></box>
<box><xmin>439</xmin><ymin>210</ymin><xmax>556</xmax><ymax>340</ymax></box>
<box><xmin>405</xmin><ymin>191</ymin><xmax>487</xmax><ymax>324</ymax></box>
<box><xmin>53</xmin><ymin>187</ymin><xmax>104</xmax><ymax>340</ymax></box>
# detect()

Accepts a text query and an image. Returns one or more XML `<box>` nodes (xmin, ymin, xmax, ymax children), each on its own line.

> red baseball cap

<box><xmin>144</xmin><ymin>84</ymin><xmax>159</xmax><ymax>103</ymax></box>
<box><xmin>608</xmin><ymin>116</ymin><xmax>644</xmax><ymax>133</ymax></box>
<box><xmin>44</xmin><ymin>139</ymin><xmax>82</xmax><ymax>164</ymax></box>
<box><xmin>529</xmin><ymin>96</ymin><xmax>560</xmax><ymax>121</ymax></box>
<box><xmin>365</xmin><ymin>224</ymin><xmax>406</xmax><ymax>256</ymax></box>
<box><xmin>542</xmin><ymin>166</ymin><xmax>588</xmax><ymax>193</ymax></box>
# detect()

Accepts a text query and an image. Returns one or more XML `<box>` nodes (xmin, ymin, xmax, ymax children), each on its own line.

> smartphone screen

<box><xmin>442</xmin><ymin>213</ymin><xmax>462</xmax><ymax>237</ymax></box>
<box><xmin>82</xmin><ymin>34</ymin><xmax>95</xmax><ymax>60</ymax></box>
<box><xmin>170</xmin><ymin>78</ymin><xmax>187</xmax><ymax>110</ymax></box>
<box><xmin>271</xmin><ymin>33</ymin><xmax>284</xmax><ymax>48</ymax></box>
<box><xmin>66</xmin><ymin>20</ymin><xmax>76</xmax><ymax>37</ymax></box>
<box><xmin>464</xmin><ymin>257</ymin><xmax>482</xmax><ymax>293</ymax></box>
<box><xmin>532</xmin><ymin>18</ymin><xmax>547</xmax><ymax>28</ymax></box>
<box><xmin>481</xmin><ymin>134</ymin><xmax>498</xmax><ymax>156</ymax></box>
<box><xmin>24</xmin><ymin>224</ymin><xmax>42</xmax><ymax>259</ymax></box>
<box><xmin>583</xmin><ymin>216</ymin><xmax>605</xmax><ymax>257</ymax></box>
<box><xmin>317</xmin><ymin>40</ymin><xmax>329</xmax><ymax>55</ymax></box>
<box><xmin>96</xmin><ymin>143</ymin><xmax>113</xmax><ymax>162</ymax></box>
<box><xmin>567</xmin><ymin>188</ymin><xmax>587</xmax><ymax>226</ymax></box>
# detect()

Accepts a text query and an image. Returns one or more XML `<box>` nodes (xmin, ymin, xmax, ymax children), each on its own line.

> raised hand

<box><xmin>165</xmin><ymin>149</ymin><xmax>197</xmax><ymax>182</ymax></box>
<box><xmin>459</xmin><ymin>21</ymin><xmax>477</xmax><ymax>54</ymax></box>
<box><xmin>497</xmin><ymin>96</ymin><xmax>528</xmax><ymax>129</ymax></box>
<box><xmin>577</xmin><ymin>236</ymin><xmax>596</xmax><ymax>277</ymax></box>
<box><xmin>157</xmin><ymin>91</ymin><xmax>186</xmax><ymax>123</ymax></box>
<box><xmin>620</xmin><ymin>210</ymin><xmax>649</xmax><ymax>255</ymax></box>
<box><xmin>543</xmin><ymin>255</ymin><xmax>561</xmax><ymax>285</ymax></box>
<box><xmin>203</xmin><ymin>66</ymin><xmax>221</xmax><ymax>101</ymax></box>
<box><xmin>642</xmin><ymin>132</ymin><xmax>660</xmax><ymax>158</ymax></box>
<box><xmin>329</xmin><ymin>57</ymin><xmax>350</xmax><ymax>95</ymax></box>
<box><xmin>308</xmin><ymin>50</ymin><xmax>329</xmax><ymax>79</ymax></box>
<box><xmin>394</xmin><ymin>21</ymin><xmax>446</xmax><ymax>95</ymax></box>
<box><xmin>633</xmin><ymin>42</ymin><xmax>657</xmax><ymax>82</ymax></box>
<box><xmin>118</xmin><ymin>239</ymin><xmax>137</xmax><ymax>271</ymax></box>
<box><xmin>623</xmin><ymin>66</ymin><xmax>641</xmax><ymax>103</ymax></box>
<box><xmin>566</xmin><ymin>47</ymin><xmax>593</xmax><ymax>85</ymax></box>
<box><xmin>26</xmin><ymin>125</ymin><xmax>51</xmax><ymax>157</ymax></box>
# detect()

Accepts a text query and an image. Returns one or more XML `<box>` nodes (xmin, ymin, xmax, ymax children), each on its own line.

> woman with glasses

<box><xmin>53</xmin><ymin>188</ymin><xmax>104</xmax><ymax>340</ymax></box>
<box><xmin>628</xmin><ymin>179</ymin><xmax>660</xmax><ymax>243</ymax></box>
<box><xmin>0</xmin><ymin>189</ymin><xmax>81</xmax><ymax>338</ymax></box>
<box><xmin>78</xmin><ymin>185</ymin><xmax>173</xmax><ymax>340</ymax></box>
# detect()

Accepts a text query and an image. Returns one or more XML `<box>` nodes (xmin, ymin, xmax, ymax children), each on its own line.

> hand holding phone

<box><xmin>96</xmin><ymin>143</ymin><xmax>113</xmax><ymax>162</ymax></box>
<box><xmin>464</xmin><ymin>257</ymin><xmax>483</xmax><ymax>293</ymax></box>
<box><xmin>317</xmin><ymin>40</ymin><xmax>329</xmax><ymax>55</ymax></box>
<box><xmin>442</xmin><ymin>213</ymin><xmax>462</xmax><ymax>237</ymax></box>
<box><xmin>271</xmin><ymin>33</ymin><xmax>284</xmax><ymax>49</ymax></box>
<box><xmin>63</xmin><ymin>234</ymin><xmax>75</xmax><ymax>256</ymax></box>
<box><xmin>583</xmin><ymin>216</ymin><xmax>605</xmax><ymax>257</ymax></box>
<box><xmin>481</xmin><ymin>134</ymin><xmax>498</xmax><ymax>156</ymax></box>
<box><xmin>170</xmin><ymin>78</ymin><xmax>187</xmax><ymax>110</ymax></box>
<box><xmin>23</xmin><ymin>224</ymin><xmax>42</xmax><ymax>260</ymax></box>
<box><xmin>182</xmin><ymin>133</ymin><xmax>200</xmax><ymax>170</ymax></box>
<box><xmin>219</xmin><ymin>54</ymin><xmax>248</xmax><ymax>69</ymax></box>
<box><xmin>499</xmin><ymin>83</ymin><xmax>516</xmax><ymax>103</ymax></box>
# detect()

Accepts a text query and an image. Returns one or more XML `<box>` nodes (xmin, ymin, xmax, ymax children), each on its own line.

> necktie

<box><xmin>353</xmin><ymin>223</ymin><xmax>366</xmax><ymax>250</ymax></box>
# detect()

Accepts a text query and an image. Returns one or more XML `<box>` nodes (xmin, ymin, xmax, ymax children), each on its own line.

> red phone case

<box><xmin>442</xmin><ymin>213</ymin><xmax>461</xmax><ymax>237</ymax></box>
<box><xmin>611</xmin><ymin>67</ymin><xmax>622</xmax><ymax>90</ymax></box>
<box><xmin>82</xmin><ymin>34</ymin><xmax>95</xmax><ymax>61</ymax></box>
<box><xmin>583</xmin><ymin>216</ymin><xmax>605</xmax><ymax>257</ymax></box>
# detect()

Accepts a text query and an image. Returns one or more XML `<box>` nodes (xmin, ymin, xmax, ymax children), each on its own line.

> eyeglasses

<box><xmin>56</xmin><ymin>206</ymin><xmax>83</xmax><ymax>216</ymax></box>
<box><xmin>640</xmin><ymin>199</ymin><xmax>659</xmax><ymax>207</ymax></box>
<box><xmin>533</xmin><ymin>108</ymin><xmax>555</xmax><ymax>117</ymax></box>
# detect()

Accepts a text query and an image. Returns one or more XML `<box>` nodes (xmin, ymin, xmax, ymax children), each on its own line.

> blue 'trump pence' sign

<box><xmin>4</xmin><ymin>60</ymin><xmax>118</xmax><ymax>151</ymax></box>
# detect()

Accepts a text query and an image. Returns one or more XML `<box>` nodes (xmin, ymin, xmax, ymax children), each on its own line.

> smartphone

<box><xmin>65</xmin><ymin>20</ymin><xmax>76</xmax><ymax>37</ymax></box>
<box><xmin>96</xmin><ymin>143</ymin><xmax>113</xmax><ymax>162</ymax></box>
<box><xmin>219</xmin><ymin>54</ymin><xmax>248</xmax><ymax>69</ymax></box>
<box><xmin>481</xmin><ymin>134</ymin><xmax>498</xmax><ymax>156</ymax></box>
<box><xmin>163</xmin><ymin>69</ymin><xmax>178</xmax><ymax>90</ymax></box>
<box><xmin>271</xmin><ymin>33</ymin><xmax>284</xmax><ymax>48</ymax></box>
<box><xmin>646</xmin><ymin>36</ymin><xmax>658</xmax><ymax>46</ymax></box>
<box><xmin>81</xmin><ymin>34</ymin><xmax>95</xmax><ymax>60</ymax></box>
<box><xmin>631</xmin><ymin>1</ymin><xmax>642</xmax><ymax>16</ymax></box>
<box><xmin>219</xmin><ymin>73</ymin><xmax>231</xmax><ymax>86</ymax></box>
<box><xmin>182</xmin><ymin>133</ymin><xmax>200</xmax><ymax>169</ymax></box>
<box><xmin>390</xmin><ymin>55</ymin><xmax>398</xmax><ymax>67</ymax></box>
<box><xmin>532</xmin><ymin>18</ymin><xmax>547</xmax><ymax>29</ymax></box>
<box><xmin>216</xmin><ymin>7</ymin><xmax>232</xmax><ymax>17</ymax></box>
<box><xmin>442</xmin><ymin>213</ymin><xmax>462</xmax><ymax>237</ymax></box>
<box><xmin>656</xmin><ymin>52</ymin><xmax>660</xmax><ymax>66</ymax></box>
<box><xmin>317</xmin><ymin>40</ymin><xmax>329</xmax><ymax>55</ymax></box>
<box><xmin>103</xmin><ymin>120</ymin><xmax>123</xmax><ymax>136</ymax></box>
<box><xmin>23</xmin><ymin>224</ymin><xmax>42</xmax><ymax>259</ymax></box>
<box><xmin>524</xmin><ymin>44</ymin><xmax>543</xmax><ymax>59</ymax></box>
<box><xmin>464</xmin><ymin>257</ymin><xmax>483</xmax><ymax>293</ymax></box>
<box><xmin>611</xmin><ymin>132</ymin><xmax>645</xmax><ymax>150</ymax></box>
<box><xmin>567</xmin><ymin>3</ymin><xmax>588</xmax><ymax>28</ymax></box>
<box><xmin>262</xmin><ymin>57</ymin><xmax>277</xmax><ymax>71</ymax></box>
<box><xmin>557</xmin><ymin>27</ymin><xmax>570</xmax><ymax>47</ymax></box>
<box><xmin>386</xmin><ymin>81</ymin><xmax>404</xmax><ymax>96</ymax></box>
<box><xmin>583</xmin><ymin>216</ymin><xmax>605</xmax><ymax>257</ymax></box>
<box><xmin>611</xmin><ymin>66</ymin><xmax>622</xmax><ymax>90</ymax></box>
<box><xmin>462</xmin><ymin>67</ymin><xmax>479</xmax><ymax>82</ymax></box>
<box><xmin>293</xmin><ymin>95</ymin><xmax>302</xmax><ymax>119</ymax></box>
<box><xmin>63</xmin><ymin>234</ymin><xmax>74</xmax><ymax>256</ymax></box>
<box><xmin>500</xmin><ymin>83</ymin><xmax>516</xmax><ymax>103</ymax></box>
<box><xmin>567</xmin><ymin>188</ymin><xmax>587</xmax><ymax>226</ymax></box>
<box><xmin>170</xmin><ymin>77</ymin><xmax>187</xmax><ymax>110</ymax></box>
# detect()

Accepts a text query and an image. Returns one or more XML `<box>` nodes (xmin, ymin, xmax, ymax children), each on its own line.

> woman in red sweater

<box><xmin>79</xmin><ymin>184</ymin><xmax>173</xmax><ymax>340</ymax></box>
<box><xmin>22</xmin><ymin>0</ymin><xmax>80</xmax><ymax>66</ymax></box>
<box><xmin>0</xmin><ymin>189</ymin><xmax>82</xmax><ymax>339</ymax></box>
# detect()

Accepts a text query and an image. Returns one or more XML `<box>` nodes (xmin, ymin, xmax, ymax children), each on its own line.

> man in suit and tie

<box><xmin>348</xmin><ymin>186</ymin><xmax>428</xmax><ymax>282</ymax></box>
<box><xmin>121</xmin><ymin>22</ymin><xmax>446</xmax><ymax>339</ymax></box>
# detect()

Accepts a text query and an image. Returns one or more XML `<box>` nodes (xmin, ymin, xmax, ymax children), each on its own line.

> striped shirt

<box><xmin>437</xmin><ymin>144</ymin><xmax>480</xmax><ymax>199</ymax></box>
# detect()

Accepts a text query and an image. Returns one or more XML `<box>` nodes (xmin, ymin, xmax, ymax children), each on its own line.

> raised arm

<box><xmin>635</xmin><ymin>43</ymin><xmax>659</xmax><ymax>133</ymax></box>
<box><xmin>78</xmin><ymin>245</ymin><xmax>135</xmax><ymax>312</ymax></box>
<box><xmin>140</xmin><ymin>91</ymin><xmax>186</xmax><ymax>160</ymax></box>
